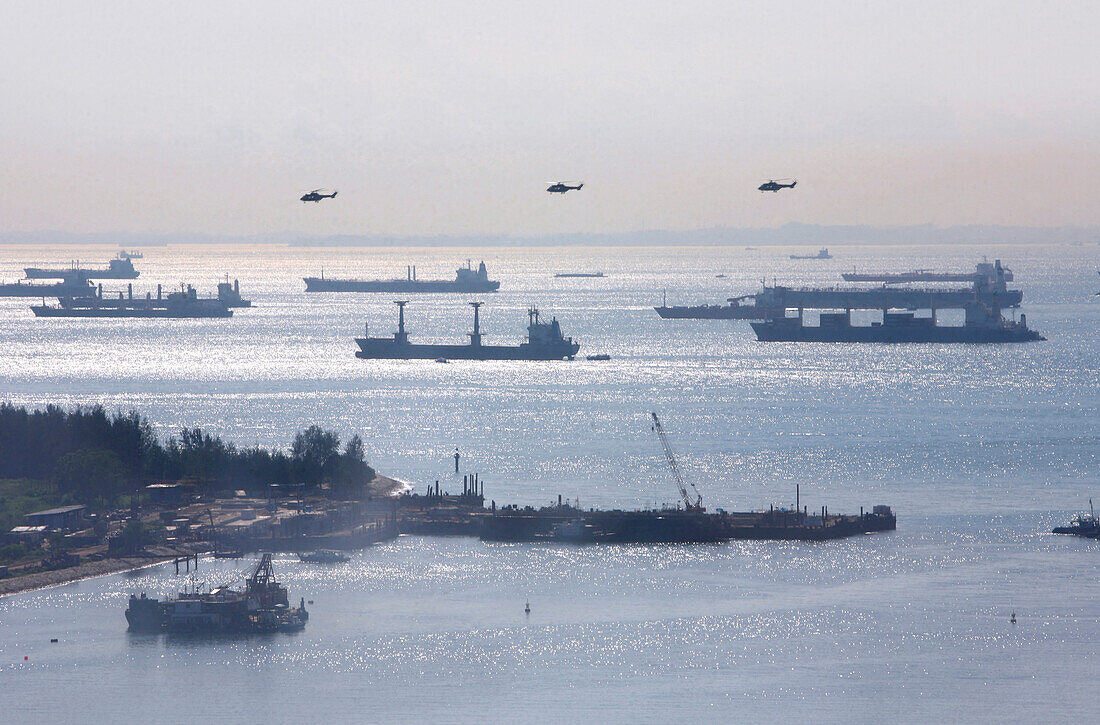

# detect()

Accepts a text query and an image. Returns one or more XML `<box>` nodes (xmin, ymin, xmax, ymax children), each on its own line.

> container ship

<box><xmin>125</xmin><ymin>554</ymin><xmax>308</xmax><ymax>633</ymax></box>
<box><xmin>25</xmin><ymin>256</ymin><xmax>139</xmax><ymax>280</ymax></box>
<box><xmin>749</xmin><ymin>304</ymin><xmax>1044</xmax><ymax>343</ymax></box>
<box><xmin>304</xmin><ymin>260</ymin><xmax>500</xmax><ymax>293</ymax></box>
<box><xmin>355</xmin><ymin>302</ymin><xmax>579</xmax><ymax>360</ymax></box>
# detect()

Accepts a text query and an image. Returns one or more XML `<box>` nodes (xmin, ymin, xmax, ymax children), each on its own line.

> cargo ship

<box><xmin>842</xmin><ymin>259</ymin><xmax>1014</xmax><ymax>284</ymax></box>
<box><xmin>304</xmin><ymin>260</ymin><xmax>500</xmax><ymax>293</ymax></box>
<box><xmin>790</xmin><ymin>248</ymin><xmax>832</xmax><ymax>260</ymax></box>
<box><xmin>355</xmin><ymin>302</ymin><xmax>579</xmax><ymax>360</ymax></box>
<box><xmin>749</xmin><ymin>304</ymin><xmax>1044</xmax><ymax>343</ymax></box>
<box><xmin>25</xmin><ymin>256</ymin><xmax>138</xmax><ymax>279</ymax></box>
<box><xmin>125</xmin><ymin>554</ymin><xmax>308</xmax><ymax>633</ymax></box>
<box><xmin>31</xmin><ymin>284</ymin><xmax>233</xmax><ymax>318</ymax></box>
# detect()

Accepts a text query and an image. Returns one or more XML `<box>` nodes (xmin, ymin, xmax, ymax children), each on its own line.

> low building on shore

<box><xmin>24</xmin><ymin>505</ymin><xmax>88</xmax><ymax>532</ymax></box>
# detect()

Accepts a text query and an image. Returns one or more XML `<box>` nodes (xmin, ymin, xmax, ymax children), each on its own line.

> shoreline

<box><xmin>0</xmin><ymin>477</ymin><xmax>409</xmax><ymax>599</ymax></box>
<box><xmin>0</xmin><ymin>554</ymin><xmax>182</xmax><ymax>598</ymax></box>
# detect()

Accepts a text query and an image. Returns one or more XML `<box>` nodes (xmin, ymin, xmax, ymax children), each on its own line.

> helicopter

<box><xmin>546</xmin><ymin>181</ymin><xmax>584</xmax><ymax>194</ymax></box>
<box><xmin>758</xmin><ymin>179</ymin><xmax>797</xmax><ymax>192</ymax></box>
<box><xmin>300</xmin><ymin>189</ymin><xmax>338</xmax><ymax>203</ymax></box>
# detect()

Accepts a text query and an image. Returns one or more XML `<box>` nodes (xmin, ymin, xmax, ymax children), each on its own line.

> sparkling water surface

<box><xmin>0</xmin><ymin>243</ymin><xmax>1097</xmax><ymax>722</ymax></box>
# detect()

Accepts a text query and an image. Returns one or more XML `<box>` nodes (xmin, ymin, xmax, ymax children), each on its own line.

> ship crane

<box><xmin>650</xmin><ymin>413</ymin><xmax>703</xmax><ymax>511</ymax></box>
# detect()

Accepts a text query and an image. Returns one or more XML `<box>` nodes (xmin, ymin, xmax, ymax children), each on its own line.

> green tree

<box><xmin>52</xmin><ymin>448</ymin><xmax>128</xmax><ymax>500</ymax></box>
<box><xmin>291</xmin><ymin>426</ymin><xmax>340</xmax><ymax>485</ymax></box>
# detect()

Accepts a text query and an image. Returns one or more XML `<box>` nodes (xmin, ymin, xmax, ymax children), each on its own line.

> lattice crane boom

<box><xmin>650</xmin><ymin>413</ymin><xmax>702</xmax><ymax>510</ymax></box>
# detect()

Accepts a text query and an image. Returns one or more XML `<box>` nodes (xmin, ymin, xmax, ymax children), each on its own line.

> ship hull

<box><xmin>354</xmin><ymin>339</ymin><xmax>578</xmax><ymax>360</ymax></box>
<box><xmin>304</xmin><ymin>278</ymin><xmax>500</xmax><ymax>293</ymax></box>
<box><xmin>655</xmin><ymin>305</ymin><xmax>778</xmax><ymax>319</ymax></box>
<box><xmin>32</xmin><ymin>305</ymin><xmax>232</xmax><ymax>318</ymax></box>
<box><xmin>0</xmin><ymin>283</ymin><xmax>95</xmax><ymax>297</ymax></box>
<box><xmin>24</xmin><ymin>268</ymin><xmax>139</xmax><ymax>280</ymax></box>
<box><xmin>750</xmin><ymin>321</ymin><xmax>1044</xmax><ymax>343</ymax></box>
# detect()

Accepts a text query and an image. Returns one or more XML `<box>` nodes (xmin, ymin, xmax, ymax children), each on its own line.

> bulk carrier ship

<box><xmin>355</xmin><ymin>302</ymin><xmax>579</xmax><ymax>360</ymax></box>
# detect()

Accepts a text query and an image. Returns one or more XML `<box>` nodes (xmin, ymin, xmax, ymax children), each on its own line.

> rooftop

<box><xmin>26</xmin><ymin>505</ymin><xmax>87</xmax><ymax>517</ymax></box>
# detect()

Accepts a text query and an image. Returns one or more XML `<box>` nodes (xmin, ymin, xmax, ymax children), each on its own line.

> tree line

<box><xmin>0</xmin><ymin>403</ymin><xmax>375</xmax><ymax>501</ymax></box>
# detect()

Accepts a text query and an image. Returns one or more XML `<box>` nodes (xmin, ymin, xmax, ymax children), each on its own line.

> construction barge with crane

<box><xmin>397</xmin><ymin>414</ymin><xmax>896</xmax><ymax>543</ymax></box>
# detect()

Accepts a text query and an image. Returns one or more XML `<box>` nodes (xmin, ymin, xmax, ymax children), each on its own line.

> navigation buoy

<box><xmin>524</xmin><ymin>598</ymin><xmax>530</xmax><ymax>615</ymax></box>
<box><xmin>1010</xmin><ymin>612</ymin><xmax>1017</xmax><ymax>624</ymax></box>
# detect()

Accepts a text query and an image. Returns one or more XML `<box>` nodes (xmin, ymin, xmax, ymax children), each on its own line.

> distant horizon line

<box><xmin>2</xmin><ymin>222</ymin><xmax>1098</xmax><ymax>247</ymax></box>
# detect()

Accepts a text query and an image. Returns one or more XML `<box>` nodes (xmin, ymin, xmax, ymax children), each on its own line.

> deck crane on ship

<box><xmin>650</xmin><ymin>413</ymin><xmax>703</xmax><ymax>512</ymax></box>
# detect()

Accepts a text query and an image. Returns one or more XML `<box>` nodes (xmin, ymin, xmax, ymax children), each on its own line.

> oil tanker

<box><xmin>0</xmin><ymin>277</ymin><xmax>96</xmax><ymax>297</ymax></box>
<box><xmin>355</xmin><ymin>302</ymin><xmax>579</xmax><ymax>360</ymax></box>
<box><xmin>655</xmin><ymin>294</ymin><xmax>780</xmax><ymax>319</ymax></box>
<box><xmin>304</xmin><ymin>260</ymin><xmax>500</xmax><ymax>293</ymax></box>
<box><xmin>25</xmin><ymin>256</ymin><xmax>138</xmax><ymax>279</ymax></box>
<box><xmin>842</xmin><ymin>259</ymin><xmax>1014</xmax><ymax>284</ymax></box>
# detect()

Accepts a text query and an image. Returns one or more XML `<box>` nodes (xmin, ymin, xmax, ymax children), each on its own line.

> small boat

<box><xmin>586</xmin><ymin>354</ymin><xmax>611</xmax><ymax>361</ymax></box>
<box><xmin>435</xmin><ymin>358</ymin><xmax>450</xmax><ymax>363</ymax></box>
<box><xmin>298</xmin><ymin>549</ymin><xmax>349</xmax><ymax>563</ymax></box>
<box><xmin>1052</xmin><ymin>499</ymin><xmax>1099</xmax><ymax>538</ymax></box>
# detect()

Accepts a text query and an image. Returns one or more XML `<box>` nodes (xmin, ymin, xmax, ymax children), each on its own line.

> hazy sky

<box><xmin>1</xmin><ymin>1</ymin><xmax>1098</xmax><ymax>237</ymax></box>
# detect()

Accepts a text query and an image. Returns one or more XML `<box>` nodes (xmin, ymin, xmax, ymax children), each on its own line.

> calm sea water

<box><xmin>1</xmin><ymin>242</ymin><xmax>1097</xmax><ymax>722</ymax></box>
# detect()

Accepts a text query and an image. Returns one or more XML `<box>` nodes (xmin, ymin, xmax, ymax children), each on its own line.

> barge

<box><xmin>125</xmin><ymin>554</ymin><xmax>308</xmax><ymax>633</ymax></box>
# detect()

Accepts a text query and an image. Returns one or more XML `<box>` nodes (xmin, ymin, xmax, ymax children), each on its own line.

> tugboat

<box><xmin>355</xmin><ymin>302</ymin><xmax>579</xmax><ymax>360</ymax></box>
<box><xmin>25</xmin><ymin>256</ymin><xmax>139</xmax><ymax>279</ymax></box>
<box><xmin>304</xmin><ymin>260</ymin><xmax>500</xmax><ymax>293</ymax></box>
<box><xmin>125</xmin><ymin>554</ymin><xmax>309</xmax><ymax>633</ymax></box>
<box><xmin>1053</xmin><ymin>500</ymin><xmax>1099</xmax><ymax>539</ymax></box>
